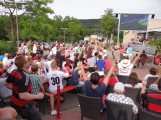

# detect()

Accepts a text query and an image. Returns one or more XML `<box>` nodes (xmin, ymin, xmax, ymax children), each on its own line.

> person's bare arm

<box><xmin>77</xmin><ymin>50</ymin><xmax>82</xmax><ymax>60</ymax></box>
<box><xmin>153</xmin><ymin>75</ymin><xmax>161</xmax><ymax>84</ymax></box>
<box><xmin>80</xmin><ymin>62</ymin><xmax>89</xmax><ymax>81</ymax></box>
<box><xmin>40</xmin><ymin>84</ymin><xmax>45</xmax><ymax>93</ymax></box>
<box><xmin>78</xmin><ymin>70</ymin><xmax>83</xmax><ymax>81</ymax></box>
<box><xmin>5</xmin><ymin>83</ymin><xmax>13</xmax><ymax>90</ymax></box>
<box><xmin>19</xmin><ymin>92</ymin><xmax>44</xmax><ymax>100</ymax></box>
<box><xmin>111</xmin><ymin>50</ymin><xmax>118</xmax><ymax>61</ymax></box>
<box><xmin>27</xmin><ymin>40</ymin><xmax>31</xmax><ymax>47</ymax></box>
<box><xmin>132</xmin><ymin>51</ymin><xmax>142</xmax><ymax>65</ymax></box>
<box><xmin>103</xmin><ymin>62</ymin><xmax>116</xmax><ymax>86</ymax></box>
<box><xmin>140</xmin><ymin>80</ymin><xmax>147</xmax><ymax>95</ymax></box>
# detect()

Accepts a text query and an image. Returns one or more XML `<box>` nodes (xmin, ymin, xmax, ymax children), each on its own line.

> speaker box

<box><xmin>151</xmin><ymin>14</ymin><xmax>155</xmax><ymax>19</ymax></box>
<box><xmin>115</xmin><ymin>14</ymin><xmax>118</xmax><ymax>18</ymax></box>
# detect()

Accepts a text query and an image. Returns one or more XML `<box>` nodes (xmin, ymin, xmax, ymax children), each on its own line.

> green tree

<box><xmin>148</xmin><ymin>37</ymin><xmax>161</xmax><ymax>55</ymax></box>
<box><xmin>101</xmin><ymin>9</ymin><xmax>117</xmax><ymax>42</ymax></box>
<box><xmin>18</xmin><ymin>0</ymin><xmax>54</xmax><ymax>41</ymax></box>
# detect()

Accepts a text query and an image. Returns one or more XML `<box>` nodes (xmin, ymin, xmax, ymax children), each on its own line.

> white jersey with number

<box><xmin>47</xmin><ymin>70</ymin><xmax>69</xmax><ymax>94</ymax></box>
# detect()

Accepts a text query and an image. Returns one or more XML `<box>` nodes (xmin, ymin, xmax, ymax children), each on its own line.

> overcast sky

<box><xmin>49</xmin><ymin>0</ymin><xmax>161</xmax><ymax>19</ymax></box>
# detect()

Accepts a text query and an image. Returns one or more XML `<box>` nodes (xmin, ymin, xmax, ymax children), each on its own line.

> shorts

<box><xmin>11</xmin><ymin>103</ymin><xmax>42</xmax><ymax>120</ymax></box>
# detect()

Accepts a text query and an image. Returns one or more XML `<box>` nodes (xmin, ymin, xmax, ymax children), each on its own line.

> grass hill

<box><xmin>79</xmin><ymin>19</ymin><xmax>101</xmax><ymax>29</ymax></box>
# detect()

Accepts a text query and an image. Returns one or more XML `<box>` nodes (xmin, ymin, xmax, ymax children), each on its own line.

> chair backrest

<box><xmin>147</xmin><ymin>94</ymin><xmax>161</xmax><ymax>114</ymax></box>
<box><xmin>77</xmin><ymin>94</ymin><xmax>102</xmax><ymax>120</ymax></box>
<box><xmin>116</xmin><ymin>75</ymin><xmax>129</xmax><ymax>84</ymax></box>
<box><xmin>125</xmin><ymin>87</ymin><xmax>141</xmax><ymax>107</ymax></box>
<box><xmin>147</xmin><ymin>77</ymin><xmax>158</xmax><ymax>86</ymax></box>
<box><xmin>105</xmin><ymin>100</ymin><xmax>134</xmax><ymax>120</ymax></box>
<box><xmin>140</xmin><ymin>109</ymin><xmax>161</xmax><ymax>120</ymax></box>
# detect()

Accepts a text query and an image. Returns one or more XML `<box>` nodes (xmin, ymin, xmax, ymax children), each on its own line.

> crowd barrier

<box><xmin>128</xmin><ymin>43</ymin><xmax>156</xmax><ymax>55</ymax></box>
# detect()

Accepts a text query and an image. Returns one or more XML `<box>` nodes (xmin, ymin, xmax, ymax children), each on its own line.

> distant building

<box><xmin>84</xmin><ymin>34</ymin><xmax>104</xmax><ymax>43</ymax></box>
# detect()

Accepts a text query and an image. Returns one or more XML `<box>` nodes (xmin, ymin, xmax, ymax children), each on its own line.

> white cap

<box><xmin>114</xmin><ymin>82</ymin><xmax>125</xmax><ymax>93</ymax></box>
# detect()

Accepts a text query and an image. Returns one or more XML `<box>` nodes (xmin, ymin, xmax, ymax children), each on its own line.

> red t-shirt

<box><xmin>99</xmin><ymin>77</ymin><xmax>117</xmax><ymax>85</ymax></box>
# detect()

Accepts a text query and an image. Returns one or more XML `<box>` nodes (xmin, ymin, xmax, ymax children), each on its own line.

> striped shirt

<box><xmin>29</xmin><ymin>74</ymin><xmax>42</xmax><ymax>94</ymax></box>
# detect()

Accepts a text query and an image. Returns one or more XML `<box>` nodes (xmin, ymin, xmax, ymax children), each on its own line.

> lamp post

<box><xmin>61</xmin><ymin>28</ymin><xmax>67</xmax><ymax>43</ymax></box>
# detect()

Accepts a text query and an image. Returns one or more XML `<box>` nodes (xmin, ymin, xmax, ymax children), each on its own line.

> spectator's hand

<box><xmin>37</xmin><ymin>93</ymin><xmax>44</xmax><ymax>99</ymax></box>
<box><xmin>142</xmin><ymin>80</ymin><xmax>147</xmax><ymax>87</ymax></box>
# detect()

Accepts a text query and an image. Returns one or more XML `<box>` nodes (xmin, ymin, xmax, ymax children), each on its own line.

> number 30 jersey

<box><xmin>47</xmin><ymin>70</ymin><xmax>69</xmax><ymax>94</ymax></box>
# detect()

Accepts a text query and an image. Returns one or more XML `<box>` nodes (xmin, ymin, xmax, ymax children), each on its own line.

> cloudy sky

<box><xmin>49</xmin><ymin>0</ymin><xmax>161</xmax><ymax>19</ymax></box>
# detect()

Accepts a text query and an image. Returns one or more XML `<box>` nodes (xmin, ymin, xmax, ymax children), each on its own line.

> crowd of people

<box><xmin>0</xmin><ymin>40</ymin><xmax>160</xmax><ymax>119</ymax></box>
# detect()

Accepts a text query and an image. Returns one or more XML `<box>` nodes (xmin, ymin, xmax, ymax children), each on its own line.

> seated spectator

<box><xmin>30</xmin><ymin>64</ymin><xmax>55</xmax><ymax>115</ymax></box>
<box><xmin>70</xmin><ymin>61</ymin><xmax>84</xmax><ymax>87</ymax></box>
<box><xmin>81</xmin><ymin>61</ymin><xmax>116</xmax><ymax>98</ymax></box>
<box><xmin>5</xmin><ymin>55</ymin><xmax>44</xmax><ymax>120</ymax></box>
<box><xmin>0</xmin><ymin>107</ymin><xmax>17</xmax><ymax>120</ymax></box>
<box><xmin>107</xmin><ymin>82</ymin><xmax>138</xmax><ymax>114</ymax></box>
<box><xmin>143</xmin><ymin>67</ymin><xmax>158</xmax><ymax>82</ymax></box>
<box><xmin>46</xmin><ymin>61</ymin><xmax>69</xmax><ymax>94</ymax></box>
<box><xmin>141</xmin><ymin>76</ymin><xmax>161</xmax><ymax>114</ymax></box>
<box><xmin>124</xmin><ymin>72</ymin><xmax>143</xmax><ymax>88</ymax></box>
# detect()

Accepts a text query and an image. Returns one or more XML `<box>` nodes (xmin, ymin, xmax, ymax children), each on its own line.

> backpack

<box><xmin>70</xmin><ymin>69</ymin><xmax>79</xmax><ymax>86</ymax></box>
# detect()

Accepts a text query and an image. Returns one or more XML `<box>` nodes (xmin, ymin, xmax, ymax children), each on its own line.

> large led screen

<box><xmin>120</xmin><ymin>14</ymin><xmax>148</xmax><ymax>30</ymax></box>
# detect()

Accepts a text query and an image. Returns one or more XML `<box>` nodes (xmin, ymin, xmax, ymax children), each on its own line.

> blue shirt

<box><xmin>0</xmin><ymin>55</ymin><xmax>4</xmax><ymax>61</ymax></box>
<box><xmin>85</xmin><ymin>80</ymin><xmax>106</xmax><ymax>98</ymax></box>
<box><xmin>126</xmin><ymin>47</ymin><xmax>132</xmax><ymax>54</ymax></box>
<box><xmin>96</xmin><ymin>60</ymin><xmax>105</xmax><ymax>71</ymax></box>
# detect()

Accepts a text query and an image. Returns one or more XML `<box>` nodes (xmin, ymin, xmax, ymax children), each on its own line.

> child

<box><xmin>30</xmin><ymin>64</ymin><xmax>56</xmax><ymax>115</ymax></box>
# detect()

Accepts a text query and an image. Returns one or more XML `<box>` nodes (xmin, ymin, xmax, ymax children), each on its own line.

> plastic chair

<box><xmin>77</xmin><ymin>94</ymin><xmax>102</xmax><ymax>120</ymax></box>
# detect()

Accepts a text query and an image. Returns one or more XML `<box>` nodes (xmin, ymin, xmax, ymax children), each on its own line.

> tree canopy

<box><xmin>101</xmin><ymin>9</ymin><xmax>117</xmax><ymax>38</ymax></box>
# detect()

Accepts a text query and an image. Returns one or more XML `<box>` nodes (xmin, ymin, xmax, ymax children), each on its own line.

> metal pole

<box><xmin>146</xmin><ymin>15</ymin><xmax>150</xmax><ymax>39</ymax></box>
<box><xmin>15</xmin><ymin>2</ymin><xmax>19</xmax><ymax>49</ymax></box>
<box><xmin>117</xmin><ymin>14</ymin><xmax>121</xmax><ymax>45</ymax></box>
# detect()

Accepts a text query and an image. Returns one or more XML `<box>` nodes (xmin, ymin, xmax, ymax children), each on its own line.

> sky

<box><xmin>49</xmin><ymin>0</ymin><xmax>161</xmax><ymax>19</ymax></box>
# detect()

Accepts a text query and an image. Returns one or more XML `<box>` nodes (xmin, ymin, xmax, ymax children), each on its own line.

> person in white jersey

<box><xmin>46</xmin><ymin>61</ymin><xmax>69</xmax><ymax>94</ymax></box>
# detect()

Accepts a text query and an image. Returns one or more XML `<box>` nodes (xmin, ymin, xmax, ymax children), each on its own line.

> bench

<box><xmin>38</xmin><ymin>85</ymin><xmax>76</xmax><ymax>118</ymax></box>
